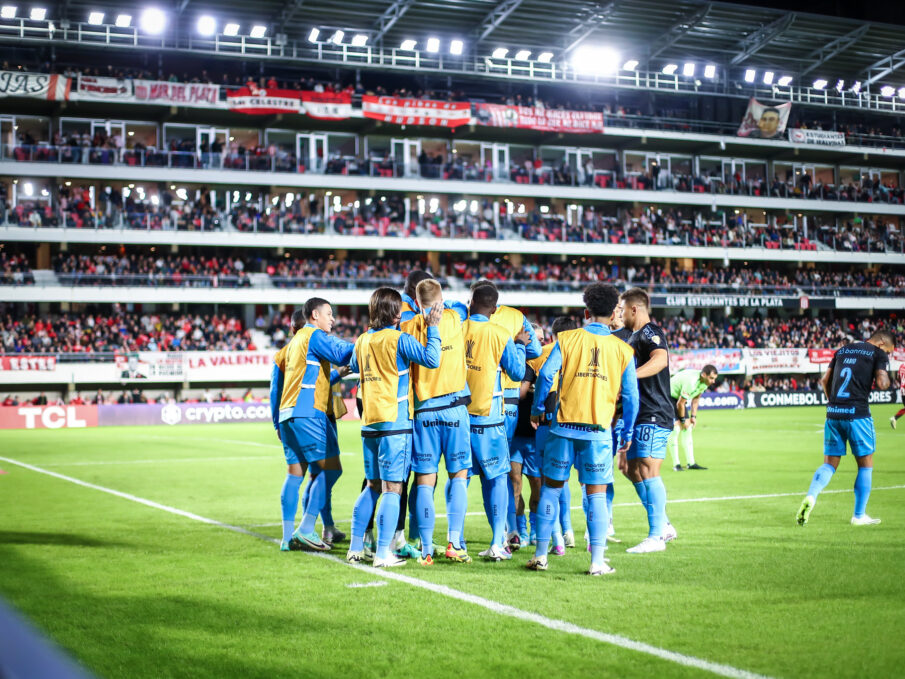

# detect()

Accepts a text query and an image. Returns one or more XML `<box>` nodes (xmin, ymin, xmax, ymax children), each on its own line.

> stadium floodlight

<box><xmin>196</xmin><ymin>15</ymin><xmax>215</xmax><ymax>36</ymax></box>
<box><xmin>622</xmin><ymin>59</ymin><xmax>638</xmax><ymax>71</ymax></box>
<box><xmin>880</xmin><ymin>85</ymin><xmax>895</xmax><ymax>97</ymax></box>
<box><xmin>662</xmin><ymin>63</ymin><xmax>678</xmax><ymax>75</ymax></box>
<box><xmin>703</xmin><ymin>64</ymin><xmax>716</xmax><ymax>78</ymax></box>
<box><xmin>492</xmin><ymin>47</ymin><xmax>508</xmax><ymax>59</ymax></box>
<box><xmin>812</xmin><ymin>79</ymin><xmax>827</xmax><ymax>89</ymax></box>
<box><xmin>250</xmin><ymin>25</ymin><xmax>266</xmax><ymax>38</ymax></box>
<box><xmin>835</xmin><ymin>79</ymin><xmax>845</xmax><ymax>92</ymax></box>
<box><xmin>223</xmin><ymin>23</ymin><xmax>239</xmax><ymax>36</ymax></box>
<box><xmin>400</xmin><ymin>39</ymin><xmax>416</xmax><ymax>50</ymax></box>
<box><xmin>87</xmin><ymin>11</ymin><xmax>104</xmax><ymax>24</ymax></box>
<box><xmin>572</xmin><ymin>45</ymin><xmax>620</xmax><ymax>75</ymax></box>
<box><xmin>351</xmin><ymin>34</ymin><xmax>368</xmax><ymax>46</ymax></box>
<box><xmin>899</xmin><ymin>87</ymin><xmax>905</xmax><ymax>99</ymax></box>
<box><xmin>762</xmin><ymin>71</ymin><xmax>774</xmax><ymax>85</ymax></box>
<box><xmin>537</xmin><ymin>51</ymin><xmax>553</xmax><ymax>63</ymax></box>
<box><xmin>30</xmin><ymin>7</ymin><xmax>45</xmax><ymax>20</ymax></box>
<box><xmin>308</xmin><ymin>27</ymin><xmax>320</xmax><ymax>42</ymax></box>
<box><xmin>682</xmin><ymin>62</ymin><xmax>695</xmax><ymax>77</ymax></box>
<box><xmin>426</xmin><ymin>37</ymin><xmax>439</xmax><ymax>52</ymax></box>
<box><xmin>515</xmin><ymin>49</ymin><xmax>531</xmax><ymax>60</ymax></box>
<box><xmin>330</xmin><ymin>30</ymin><xmax>344</xmax><ymax>44</ymax></box>
<box><xmin>0</xmin><ymin>5</ymin><xmax>15</xmax><ymax>19</ymax></box>
<box><xmin>777</xmin><ymin>75</ymin><xmax>793</xmax><ymax>86</ymax></box>
<box><xmin>744</xmin><ymin>69</ymin><xmax>756</xmax><ymax>83</ymax></box>
<box><xmin>139</xmin><ymin>8</ymin><xmax>165</xmax><ymax>34</ymax></box>
<box><xmin>115</xmin><ymin>13</ymin><xmax>131</xmax><ymax>27</ymax></box>
<box><xmin>851</xmin><ymin>80</ymin><xmax>861</xmax><ymax>93</ymax></box>
<box><xmin>450</xmin><ymin>39</ymin><xmax>464</xmax><ymax>55</ymax></box>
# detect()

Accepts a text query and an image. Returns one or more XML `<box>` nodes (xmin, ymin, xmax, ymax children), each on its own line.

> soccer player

<box><xmin>527</xmin><ymin>283</ymin><xmax>639</xmax><ymax>575</ymax></box>
<box><xmin>347</xmin><ymin>288</ymin><xmax>443</xmax><ymax>568</ymax></box>
<box><xmin>619</xmin><ymin>288</ymin><xmax>677</xmax><ymax>553</ymax></box>
<box><xmin>890</xmin><ymin>361</ymin><xmax>905</xmax><ymax>429</ymax></box>
<box><xmin>797</xmin><ymin>330</ymin><xmax>894</xmax><ymax>526</ymax></box>
<box><xmin>668</xmin><ymin>366</ymin><xmax>718</xmax><ymax>471</ymax></box>
<box><xmin>271</xmin><ymin>300</ymin><xmax>354</xmax><ymax>552</ymax></box>
<box><xmin>480</xmin><ymin>281</ymin><xmax>542</xmax><ymax>548</ymax></box>
<box><xmin>464</xmin><ymin>283</ymin><xmax>529</xmax><ymax>561</ymax></box>
<box><xmin>514</xmin><ymin>323</ymin><xmax>556</xmax><ymax>546</ymax></box>
<box><xmin>400</xmin><ymin>278</ymin><xmax>472</xmax><ymax>565</ymax></box>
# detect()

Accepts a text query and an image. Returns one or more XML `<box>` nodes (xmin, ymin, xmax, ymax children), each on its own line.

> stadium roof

<box><xmin>23</xmin><ymin>1</ymin><xmax>905</xmax><ymax>85</ymax></box>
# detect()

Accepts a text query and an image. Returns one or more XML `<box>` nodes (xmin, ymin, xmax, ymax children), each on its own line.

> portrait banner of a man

<box><xmin>737</xmin><ymin>98</ymin><xmax>792</xmax><ymax>139</ymax></box>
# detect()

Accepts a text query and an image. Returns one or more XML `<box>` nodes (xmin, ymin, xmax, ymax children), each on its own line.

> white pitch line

<box><xmin>40</xmin><ymin>456</ymin><xmax>274</xmax><ymax>467</ymax></box>
<box><xmin>346</xmin><ymin>581</ymin><xmax>388</xmax><ymax>589</ymax></box>
<box><xmin>1</xmin><ymin>454</ymin><xmax>774</xmax><ymax>679</ymax></box>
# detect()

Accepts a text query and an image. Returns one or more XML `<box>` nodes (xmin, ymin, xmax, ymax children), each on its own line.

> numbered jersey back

<box><xmin>826</xmin><ymin>341</ymin><xmax>888</xmax><ymax>420</ymax></box>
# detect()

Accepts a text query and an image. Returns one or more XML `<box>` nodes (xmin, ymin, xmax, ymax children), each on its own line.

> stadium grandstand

<box><xmin>1</xmin><ymin>1</ymin><xmax>904</xmax><ymax>677</ymax></box>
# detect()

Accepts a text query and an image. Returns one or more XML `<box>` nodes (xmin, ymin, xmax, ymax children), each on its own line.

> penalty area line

<box><xmin>0</xmin><ymin>454</ymin><xmax>773</xmax><ymax>679</ymax></box>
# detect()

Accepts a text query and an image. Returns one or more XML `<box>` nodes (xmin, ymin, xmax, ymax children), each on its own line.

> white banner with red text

<box><xmin>473</xmin><ymin>103</ymin><xmax>604</xmax><ymax>134</ymax></box>
<box><xmin>0</xmin><ymin>71</ymin><xmax>70</xmax><ymax>100</ymax></box>
<box><xmin>362</xmin><ymin>96</ymin><xmax>471</xmax><ymax>128</ymax></box>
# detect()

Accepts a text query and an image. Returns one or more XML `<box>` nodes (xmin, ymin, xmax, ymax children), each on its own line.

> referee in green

<box><xmin>668</xmin><ymin>366</ymin><xmax>718</xmax><ymax>471</ymax></box>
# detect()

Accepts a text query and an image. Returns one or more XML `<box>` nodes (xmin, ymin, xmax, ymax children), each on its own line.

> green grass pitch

<box><xmin>1</xmin><ymin>405</ymin><xmax>904</xmax><ymax>679</ymax></box>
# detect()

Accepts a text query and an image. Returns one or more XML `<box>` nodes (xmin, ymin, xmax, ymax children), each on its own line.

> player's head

<box><xmin>583</xmin><ymin>282</ymin><xmax>620</xmax><ymax>324</ymax></box>
<box><xmin>470</xmin><ymin>279</ymin><xmax>497</xmax><ymax>293</ymax></box>
<box><xmin>700</xmin><ymin>364</ymin><xmax>718</xmax><ymax>387</ymax></box>
<box><xmin>469</xmin><ymin>282</ymin><xmax>499</xmax><ymax>317</ymax></box>
<box><xmin>868</xmin><ymin>329</ymin><xmax>896</xmax><ymax>354</ymax></box>
<box><xmin>403</xmin><ymin>270</ymin><xmax>433</xmax><ymax>301</ymax></box>
<box><xmin>289</xmin><ymin>308</ymin><xmax>306</xmax><ymax>334</ymax></box>
<box><xmin>531</xmin><ymin>322</ymin><xmax>547</xmax><ymax>343</ymax></box>
<box><xmin>303</xmin><ymin>297</ymin><xmax>333</xmax><ymax>332</ymax></box>
<box><xmin>620</xmin><ymin>288</ymin><xmax>650</xmax><ymax>331</ymax></box>
<box><xmin>415</xmin><ymin>278</ymin><xmax>443</xmax><ymax>310</ymax></box>
<box><xmin>551</xmin><ymin>316</ymin><xmax>578</xmax><ymax>338</ymax></box>
<box><xmin>368</xmin><ymin>287</ymin><xmax>402</xmax><ymax>330</ymax></box>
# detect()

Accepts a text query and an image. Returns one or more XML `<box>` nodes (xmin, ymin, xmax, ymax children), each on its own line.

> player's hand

<box><xmin>682</xmin><ymin>419</ymin><xmax>693</xmax><ymax>430</ymax></box>
<box><xmin>336</xmin><ymin>365</ymin><xmax>352</xmax><ymax>378</ymax></box>
<box><xmin>617</xmin><ymin>439</ymin><xmax>632</xmax><ymax>457</ymax></box>
<box><xmin>530</xmin><ymin>415</ymin><xmax>541</xmax><ymax>430</ymax></box>
<box><xmin>425</xmin><ymin>302</ymin><xmax>443</xmax><ymax>327</ymax></box>
<box><xmin>515</xmin><ymin>328</ymin><xmax>531</xmax><ymax>346</ymax></box>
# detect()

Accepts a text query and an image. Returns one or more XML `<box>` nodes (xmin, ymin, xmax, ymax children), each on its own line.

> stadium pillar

<box><xmin>36</xmin><ymin>242</ymin><xmax>50</xmax><ymax>269</ymax></box>
<box><xmin>335</xmin><ymin>249</ymin><xmax>348</xmax><ymax>261</ymax></box>
<box><xmin>426</xmin><ymin>251</ymin><xmax>440</xmax><ymax>271</ymax></box>
<box><xmin>510</xmin><ymin>253</ymin><xmax>522</xmax><ymax>267</ymax></box>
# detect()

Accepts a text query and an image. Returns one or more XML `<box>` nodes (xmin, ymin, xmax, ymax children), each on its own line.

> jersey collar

<box><xmin>468</xmin><ymin>313</ymin><xmax>489</xmax><ymax>322</ymax></box>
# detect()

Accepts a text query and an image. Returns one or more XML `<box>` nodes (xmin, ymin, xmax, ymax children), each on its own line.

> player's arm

<box><xmin>330</xmin><ymin>365</ymin><xmax>352</xmax><ymax>385</ymax></box>
<box><xmin>820</xmin><ymin>355</ymin><xmax>836</xmax><ymax>399</ymax></box>
<box><xmin>521</xmin><ymin>316</ymin><xmax>542</xmax><ymax>359</ymax></box>
<box><xmin>690</xmin><ymin>395</ymin><xmax>701</xmax><ymax>423</ymax></box>
<box><xmin>269</xmin><ymin>361</ymin><xmax>284</xmax><ymax>435</ymax></box>
<box><xmin>310</xmin><ymin>330</ymin><xmax>355</xmax><ymax>366</ymax></box>
<box><xmin>398</xmin><ymin>327</ymin><xmax>442</xmax><ymax>368</ymax></box>
<box><xmin>533</xmin><ymin>343</ymin><xmax>561</xmax><ymax>416</ymax></box>
<box><xmin>636</xmin><ymin>348</ymin><xmax>668</xmax><ymax>379</ymax></box>
<box><xmin>875</xmin><ymin>369</ymin><xmax>891</xmax><ymax>391</ymax></box>
<box><xmin>617</xmin><ymin>360</ymin><xmax>640</xmax><ymax>450</ymax></box>
<box><xmin>501</xmin><ymin>337</ymin><xmax>527</xmax><ymax>382</ymax></box>
<box><xmin>519</xmin><ymin>363</ymin><xmax>537</xmax><ymax>400</ymax></box>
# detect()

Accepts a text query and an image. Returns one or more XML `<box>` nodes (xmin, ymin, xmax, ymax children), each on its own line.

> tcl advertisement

<box><xmin>0</xmin><ymin>405</ymin><xmax>97</xmax><ymax>430</ymax></box>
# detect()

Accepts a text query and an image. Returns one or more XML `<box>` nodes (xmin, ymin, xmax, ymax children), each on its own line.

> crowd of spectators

<box><xmin>52</xmin><ymin>252</ymin><xmax>252</xmax><ymax>288</ymax></box>
<box><xmin>0</xmin><ymin>311</ymin><xmax>256</xmax><ymax>353</ymax></box>
<box><xmin>0</xmin><ymin>251</ymin><xmax>33</xmax><ymax>285</ymax></box>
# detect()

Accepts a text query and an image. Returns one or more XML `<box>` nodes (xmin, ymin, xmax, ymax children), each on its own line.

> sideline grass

<box><xmin>1</xmin><ymin>405</ymin><xmax>904</xmax><ymax>679</ymax></box>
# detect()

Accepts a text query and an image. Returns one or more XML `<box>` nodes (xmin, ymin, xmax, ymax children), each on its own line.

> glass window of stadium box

<box><xmin>262</xmin><ymin>130</ymin><xmax>298</xmax><ymax>173</ymax></box>
<box><xmin>772</xmin><ymin>162</ymin><xmax>836</xmax><ymax>197</ymax></box>
<box><xmin>538</xmin><ymin>147</ymin><xmax>619</xmax><ymax>187</ymax></box>
<box><xmin>838</xmin><ymin>166</ymin><xmax>901</xmax><ymax>188</ymax></box>
<box><xmin>623</xmin><ymin>152</ymin><xmax>689</xmax><ymax>190</ymax></box>
<box><xmin>3</xmin><ymin>115</ymin><xmax>50</xmax><ymax>160</ymax></box>
<box><xmin>325</xmin><ymin>133</ymin><xmax>359</xmax><ymax>174</ymax></box>
<box><xmin>449</xmin><ymin>141</ymin><xmax>483</xmax><ymax>180</ymax></box>
<box><xmin>697</xmin><ymin>157</ymin><xmax>768</xmax><ymax>194</ymax></box>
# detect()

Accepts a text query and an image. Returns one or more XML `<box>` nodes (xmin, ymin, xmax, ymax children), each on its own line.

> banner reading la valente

<box><xmin>474</xmin><ymin>103</ymin><xmax>604</xmax><ymax>134</ymax></box>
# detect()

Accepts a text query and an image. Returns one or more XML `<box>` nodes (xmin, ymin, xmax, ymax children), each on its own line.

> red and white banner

<box><xmin>362</xmin><ymin>95</ymin><xmax>471</xmax><ymax>128</ymax></box>
<box><xmin>807</xmin><ymin>348</ymin><xmax>836</xmax><ymax>364</ymax></box>
<box><xmin>0</xmin><ymin>71</ymin><xmax>70</xmax><ymax>100</ymax></box>
<box><xmin>134</xmin><ymin>80</ymin><xmax>220</xmax><ymax>108</ymax></box>
<box><xmin>474</xmin><ymin>103</ymin><xmax>604</xmax><ymax>134</ymax></box>
<box><xmin>746</xmin><ymin>348</ymin><xmax>814</xmax><ymax>374</ymax></box>
<box><xmin>0</xmin><ymin>405</ymin><xmax>97</xmax><ymax>430</ymax></box>
<box><xmin>301</xmin><ymin>91</ymin><xmax>352</xmax><ymax>119</ymax></box>
<box><xmin>185</xmin><ymin>351</ymin><xmax>273</xmax><ymax>380</ymax></box>
<box><xmin>227</xmin><ymin>86</ymin><xmax>302</xmax><ymax>114</ymax></box>
<box><xmin>0</xmin><ymin>356</ymin><xmax>57</xmax><ymax>371</ymax></box>
<box><xmin>76</xmin><ymin>75</ymin><xmax>133</xmax><ymax>101</ymax></box>
<box><xmin>670</xmin><ymin>348</ymin><xmax>744</xmax><ymax>374</ymax></box>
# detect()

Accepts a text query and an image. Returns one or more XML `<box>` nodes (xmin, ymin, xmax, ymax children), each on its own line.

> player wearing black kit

<box><xmin>797</xmin><ymin>330</ymin><xmax>895</xmax><ymax>526</ymax></box>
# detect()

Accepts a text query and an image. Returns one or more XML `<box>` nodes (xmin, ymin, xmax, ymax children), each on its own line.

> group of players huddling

<box><xmin>270</xmin><ymin>274</ymin><xmax>897</xmax><ymax>575</ymax></box>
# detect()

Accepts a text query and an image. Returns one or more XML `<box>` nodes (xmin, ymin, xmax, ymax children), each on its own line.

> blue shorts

<box><xmin>279</xmin><ymin>417</ymin><xmax>327</xmax><ymax>465</ymax></box>
<box><xmin>511</xmin><ymin>435</ymin><xmax>540</xmax><ymax>476</ymax></box>
<box><xmin>326</xmin><ymin>418</ymin><xmax>340</xmax><ymax>458</ymax></box>
<box><xmin>535</xmin><ymin>425</ymin><xmax>550</xmax><ymax>460</ymax></box>
<box><xmin>627</xmin><ymin>424</ymin><xmax>671</xmax><ymax>460</ymax></box>
<box><xmin>469</xmin><ymin>421</ymin><xmax>511</xmax><ymax>480</ymax></box>
<box><xmin>504</xmin><ymin>396</ymin><xmax>519</xmax><ymax>442</ymax></box>
<box><xmin>362</xmin><ymin>431</ymin><xmax>412</xmax><ymax>482</ymax></box>
<box><xmin>412</xmin><ymin>404</ymin><xmax>472</xmax><ymax>475</ymax></box>
<box><xmin>824</xmin><ymin>418</ymin><xmax>876</xmax><ymax>457</ymax></box>
<box><xmin>542</xmin><ymin>432</ymin><xmax>613</xmax><ymax>485</ymax></box>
